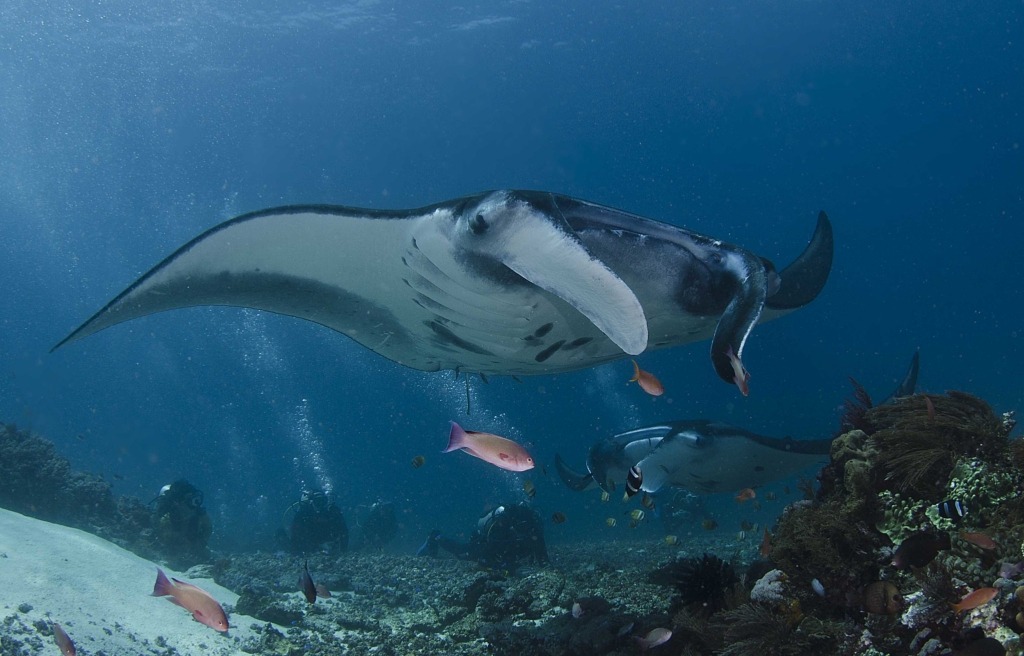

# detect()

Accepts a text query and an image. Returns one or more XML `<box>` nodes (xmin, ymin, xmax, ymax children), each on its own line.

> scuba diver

<box><xmin>417</xmin><ymin>503</ymin><xmax>549</xmax><ymax>570</ymax></box>
<box><xmin>357</xmin><ymin>500</ymin><xmax>398</xmax><ymax>550</ymax></box>
<box><xmin>286</xmin><ymin>489</ymin><xmax>349</xmax><ymax>554</ymax></box>
<box><xmin>152</xmin><ymin>479</ymin><xmax>212</xmax><ymax>565</ymax></box>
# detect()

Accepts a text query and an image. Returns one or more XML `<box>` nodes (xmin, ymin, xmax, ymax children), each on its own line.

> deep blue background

<box><xmin>1</xmin><ymin>1</ymin><xmax>1021</xmax><ymax>551</ymax></box>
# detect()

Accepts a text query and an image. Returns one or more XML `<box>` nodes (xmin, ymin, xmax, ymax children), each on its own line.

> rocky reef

<box><xmin>209</xmin><ymin>542</ymin><xmax>677</xmax><ymax>656</ymax></box>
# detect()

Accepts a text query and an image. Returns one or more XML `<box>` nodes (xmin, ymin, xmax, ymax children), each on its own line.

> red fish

<box><xmin>960</xmin><ymin>531</ymin><xmax>999</xmax><ymax>550</ymax></box>
<box><xmin>443</xmin><ymin>422</ymin><xmax>534</xmax><ymax>472</ymax></box>
<box><xmin>52</xmin><ymin>622</ymin><xmax>76</xmax><ymax>656</ymax></box>
<box><xmin>726</xmin><ymin>347</ymin><xmax>750</xmax><ymax>396</ymax></box>
<box><xmin>152</xmin><ymin>568</ymin><xmax>229</xmax><ymax>632</ymax></box>
<box><xmin>735</xmin><ymin>488</ymin><xmax>756</xmax><ymax>503</ymax></box>
<box><xmin>629</xmin><ymin>360</ymin><xmax>664</xmax><ymax>397</ymax></box>
<box><xmin>951</xmin><ymin>587</ymin><xmax>998</xmax><ymax>613</ymax></box>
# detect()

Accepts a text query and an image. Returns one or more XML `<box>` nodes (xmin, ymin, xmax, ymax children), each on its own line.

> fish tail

<box><xmin>630</xmin><ymin>360</ymin><xmax>640</xmax><ymax>382</ymax></box>
<box><xmin>444</xmin><ymin>421</ymin><xmax>467</xmax><ymax>453</ymax></box>
<box><xmin>152</xmin><ymin>567</ymin><xmax>174</xmax><ymax>597</ymax></box>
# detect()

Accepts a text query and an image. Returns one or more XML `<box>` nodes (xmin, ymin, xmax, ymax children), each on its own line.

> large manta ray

<box><xmin>555</xmin><ymin>420</ymin><xmax>832</xmax><ymax>495</ymax></box>
<box><xmin>53</xmin><ymin>190</ymin><xmax>832</xmax><ymax>392</ymax></box>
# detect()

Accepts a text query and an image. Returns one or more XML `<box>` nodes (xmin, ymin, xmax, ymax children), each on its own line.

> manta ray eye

<box><xmin>469</xmin><ymin>213</ymin><xmax>489</xmax><ymax>235</ymax></box>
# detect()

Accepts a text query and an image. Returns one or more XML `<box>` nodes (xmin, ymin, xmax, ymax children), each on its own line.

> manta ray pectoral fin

<box><xmin>765</xmin><ymin>211</ymin><xmax>834</xmax><ymax>311</ymax></box>
<box><xmin>478</xmin><ymin>198</ymin><xmax>648</xmax><ymax>355</ymax></box>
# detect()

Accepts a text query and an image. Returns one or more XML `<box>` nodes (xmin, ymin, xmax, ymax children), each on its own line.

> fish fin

<box><xmin>443</xmin><ymin>421</ymin><xmax>467</xmax><ymax>453</ymax></box>
<box><xmin>764</xmin><ymin>211</ymin><xmax>833</xmax><ymax>311</ymax></box>
<box><xmin>170</xmin><ymin>578</ymin><xmax>204</xmax><ymax>592</ymax></box>
<box><xmin>152</xmin><ymin>567</ymin><xmax>175</xmax><ymax>597</ymax></box>
<box><xmin>499</xmin><ymin>452</ymin><xmax>510</xmax><ymax>461</ymax></box>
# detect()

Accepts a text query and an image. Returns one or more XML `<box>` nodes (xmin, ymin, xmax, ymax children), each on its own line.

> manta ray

<box><xmin>555</xmin><ymin>420</ymin><xmax>832</xmax><ymax>495</ymax></box>
<box><xmin>53</xmin><ymin>190</ymin><xmax>832</xmax><ymax>393</ymax></box>
<box><xmin>555</xmin><ymin>352</ymin><xmax>922</xmax><ymax>494</ymax></box>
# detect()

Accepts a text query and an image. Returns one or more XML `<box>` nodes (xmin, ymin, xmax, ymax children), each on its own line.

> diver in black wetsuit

<box><xmin>288</xmin><ymin>489</ymin><xmax>349</xmax><ymax>554</ymax></box>
<box><xmin>417</xmin><ymin>504</ymin><xmax>549</xmax><ymax>569</ymax></box>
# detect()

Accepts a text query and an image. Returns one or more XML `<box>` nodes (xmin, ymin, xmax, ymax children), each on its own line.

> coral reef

<box><xmin>764</xmin><ymin>391</ymin><xmax>1024</xmax><ymax>655</ymax></box>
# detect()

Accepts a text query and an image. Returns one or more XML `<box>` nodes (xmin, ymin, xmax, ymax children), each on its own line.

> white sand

<box><xmin>0</xmin><ymin>507</ymin><xmax>271</xmax><ymax>655</ymax></box>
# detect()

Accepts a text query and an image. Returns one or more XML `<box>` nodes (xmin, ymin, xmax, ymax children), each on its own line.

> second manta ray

<box><xmin>53</xmin><ymin>190</ymin><xmax>832</xmax><ymax>392</ymax></box>
<box><xmin>555</xmin><ymin>420</ymin><xmax>832</xmax><ymax>495</ymax></box>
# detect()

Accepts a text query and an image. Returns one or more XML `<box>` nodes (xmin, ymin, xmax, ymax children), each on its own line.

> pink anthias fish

<box><xmin>635</xmin><ymin>627</ymin><xmax>672</xmax><ymax>651</ymax></box>
<box><xmin>152</xmin><ymin>568</ymin><xmax>230</xmax><ymax>632</ymax></box>
<box><xmin>443</xmin><ymin>422</ymin><xmax>535</xmax><ymax>472</ymax></box>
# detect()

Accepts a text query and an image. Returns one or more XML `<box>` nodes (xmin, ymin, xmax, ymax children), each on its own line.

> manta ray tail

<box><xmin>554</xmin><ymin>454</ymin><xmax>596</xmax><ymax>492</ymax></box>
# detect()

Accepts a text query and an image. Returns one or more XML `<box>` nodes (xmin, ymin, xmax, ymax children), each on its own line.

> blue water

<box><xmin>1</xmin><ymin>1</ymin><xmax>1021</xmax><ymax>552</ymax></box>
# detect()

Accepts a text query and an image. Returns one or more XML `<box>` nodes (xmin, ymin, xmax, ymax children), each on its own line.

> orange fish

<box><xmin>725</xmin><ymin>347</ymin><xmax>750</xmax><ymax>396</ymax></box>
<box><xmin>152</xmin><ymin>568</ymin><xmax>229</xmax><ymax>632</ymax></box>
<box><xmin>735</xmin><ymin>488</ymin><xmax>756</xmax><ymax>503</ymax></box>
<box><xmin>951</xmin><ymin>586</ymin><xmax>998</xmax><ymax>613</ymax></box>
<box><xmin>960</xmin><ymin>531</ymin><xmax>999</xmax><ymax>550</ymax></box>
<box><xmin>759</xmin><ymin>528</ymin><xmax>772</xmax><ymax>558</ymax></box>
<box><xmin>629</xmin><ymin>360</ymin><xmax>664</xmax><ymax>396</ymax></box>
<box><xmin>52</xmin><ymin>622</ymin><xmax>76</xmax><ymax>656</ymax></box>
<box><xmin>443</xmin><ymin>422</ymin><xmax>535</xmax><ymax>472</ymax></box>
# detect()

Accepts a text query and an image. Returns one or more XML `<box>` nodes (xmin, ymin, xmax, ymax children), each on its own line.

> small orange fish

<box><xmin>629</xmin><ymin>360</ymin><xmax>664</xmax><ymax>397</ymax></box>
<box><xmin>759</xmin><ymin>528</ymin><xmax>772</xmax><ymax>558</ymax></box>
<box><xmin>960</xmin><ymin>531</ymin><xmax>999</xmax><ymax>550</ymax></box>
<box><xmin>52</xmin><ymin>622</ymin><xmax>76</xmax><ymax>656</ymax></box>
<box><xmin>951</xmin><ymin>586</ymin><xmax>998</xmax><ymax>613</ymax></box>
<box><xmin>725</xmin><ymin>347</ymin><xmax>750</xmax><ymax>396</ymax></box>
<box><xmin>924</xmin><ymin>395</ymin><xmax>936</xmax><ymax>420</ymax></box>
<box><xmin>735</xmin><ymin>488</ymin><xmax>756</xmax><ymax>503</ymax></box>
<box><xmin>411</xmin><ymin>455</ymin><xmax>425</xmax><ymax>468</ymax></box>
<box><xmin>315</xmin><ymin>583</ymin><xmax>332</xmax><ymax>599</ymax></box>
